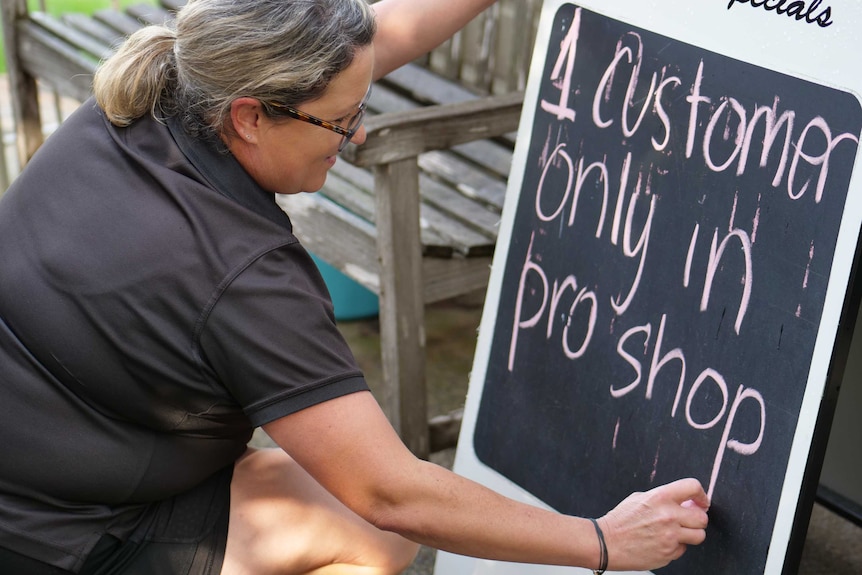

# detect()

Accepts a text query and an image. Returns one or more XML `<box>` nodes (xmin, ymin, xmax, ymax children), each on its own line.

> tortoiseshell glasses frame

<box><xmin>267</xmin><ymin>84</ymin><xmax>372</xmax><ymax>152</ymax></box>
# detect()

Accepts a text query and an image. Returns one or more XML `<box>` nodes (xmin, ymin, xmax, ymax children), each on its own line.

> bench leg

<box><xmin>374</xmin><ymin>159</ymin><xmax>430</xmax><ymax>459</ymax></box>
<box><xmin>1</xmin><ymin>0</ymin><xmax>44</xmax><ymax>170</ymax></box>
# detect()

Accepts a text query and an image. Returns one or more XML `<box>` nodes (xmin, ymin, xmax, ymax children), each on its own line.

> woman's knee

<box><xmin>381</xmin><ymin>539</ymin><xmax>420</xmax><ymax>574</ymax></box>
<box><xmin>225</xmin><ymin>447</ymin><xmax>419</xmax><ymax>574</ymax></box>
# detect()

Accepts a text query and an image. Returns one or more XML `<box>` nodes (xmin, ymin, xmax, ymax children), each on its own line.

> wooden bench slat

<box><xmin>16</xmin><ymin>3</ymin><xmax>512</xmax><ymax>263</ymax></box>
<box><xmin>385</xmin><ymin>62</ymin><xmax>482</xmax><ymax>106</ymax></box>
<box><xmin>332</xmin><ymin>152</ymin><xmax>502</xmax><ymax>252</ymax></box>
<box><xmin>328</xmin><ymin>161</ymin><xmax>495</xmax><ymax>257</ymax></box>
<box><xmin>451</xmin><ymin>140</ymin><xmax>512</xmax><ymax>180</ymax></box>
<box><xmin>159</xmin><ymin>0</ymin><xmax>185</xmax><ymax>13</ymax></box>
<box><xmin>347</xmin><ymin>92</ymin><xmax>522</xmax><ymax>169</ymax></box>
<box><xmin>16</xmin><ymin>5</ymin><xmax>508</xmax><ymax>259</ymax></box>
<box><xmin>417</xmin><ymin>197</ymin><xmax>495</xmax><ymax>257</ymax></box>
<box><xmin>414</xmin><ymin>173</ymin><xmax>500</xmax><ymax>241</ymax></box>
<box><xmin>92</xmin><ymin>8</ymin><xmax>145</xmax><ymax>37</ymax></box>
<box><xmin>62</xmin><ymin>12</ymin><xmax>125</xmax><ymax>49</ymax></box>
<box><xmin>316</xmin><ymin>168</ymin><xmax>376</xmax><ymax>222</ymax></box>
<box><xmin>419</xmin><ymin>150</ymin><xmax>506</xmax><ymax>210</ymax></box>
<box><xmin>489</xmin><ymin>0</ymin><xmax>541</xmax><ymax>94</ymax></box>
<box><xmin>368</xmin><ymin>85</ymin><xmax>414</xmax><ymax>115</ymax></box>
<box><xmin>350</xmin><ymin>81</ymin><xmax>517</xmax><ymax>247</ymax></box>
<box><xmin>275</xmin><ymin>192</ymin><xmax>382</xmax><ymax>292</ymax></box>
<box><xmin>126</xmin><ymin>3</ymin><xmax>174</xmax><ymax>26</ymax></box>
<box><xmin>277</xmin><ymin>198</ymin><xmax>496</xmax><ymax>305</ymax></box>
<box><xmin>16</xmin><ymin>20</ymin><xmax>96</xmax><ymax>102</ymax></box>
<box><xmin>420</xmin><ymin>212</ymin><xmax>494</xmax><ymax>257</ymax></box>
<box><xmin>322</xmin><ymin>163</ymin><xmax>464</xmax><ymax>259</ymax></box>
<box><xmin>31</xmin><ymin>12</ymin><xmax>113</xmax><ymax>62</ymax></box>
<box><xmin>305</xmin><ymin>168</ymin><xmax>458</xmax><ymax>255</ymax></box>
<box><xmin>385</xmin><ymin>63</ymin><xmax>518</xmax><ymax>146</ymax></box>
<box><xmin>371</xmin><ymin>75</ymin><xmax>513</xmax><ymax>179</ymax></box>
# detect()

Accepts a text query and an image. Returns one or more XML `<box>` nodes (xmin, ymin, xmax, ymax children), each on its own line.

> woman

<box><xmin>0</xmin><ymin>0</ymin><xmax>709</xmax><ymax>573</ymax></box>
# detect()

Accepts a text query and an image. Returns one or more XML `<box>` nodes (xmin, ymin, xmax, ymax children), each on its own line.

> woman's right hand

<box><xmin>599</xmin><ymin>478</ymin><xmax>710</xmax><ymax>571</ymax></box>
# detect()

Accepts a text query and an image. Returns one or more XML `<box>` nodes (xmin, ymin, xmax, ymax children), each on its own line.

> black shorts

<box><xmin>0</xmin><ymin>465</ymin><xmax>233</xmax><ymax>575</ymax></box>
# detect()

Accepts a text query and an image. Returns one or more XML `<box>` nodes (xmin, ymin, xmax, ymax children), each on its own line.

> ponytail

<box><xmin>93</xmin><ymin>0</ymin><xmax>375</xmax><ymax>140</ymax></box>
<box><xmin>93</xmin><ymin>26</ymin><xmax>177</xmax><ymax>127</ymax></box>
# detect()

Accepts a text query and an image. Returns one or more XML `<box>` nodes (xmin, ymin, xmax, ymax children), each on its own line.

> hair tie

<box><xmin>589</xmin><ymin>518</ymin><xmax>608</xmax><ymax>575</ymax></box>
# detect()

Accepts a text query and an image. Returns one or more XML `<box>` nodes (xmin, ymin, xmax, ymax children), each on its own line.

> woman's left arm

<box><xmin>371</xmin><ymin>0</ymin><xmax>497</xmax><ymax>80</ymax></box>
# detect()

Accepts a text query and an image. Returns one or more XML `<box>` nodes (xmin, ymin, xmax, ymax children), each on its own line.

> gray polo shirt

<box><xmin>0</xmin><ymin>100</ymin><xmax>367</xmax><ymax>571</ymax></box>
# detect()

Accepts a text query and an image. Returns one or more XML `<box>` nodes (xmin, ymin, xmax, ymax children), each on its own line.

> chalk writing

<box><xmin>518</xmin><ymin>6</ymin><xmax>859</xmax><ymax>420</ymax></box>
<box><xmin>474</xmin><ymin>4</ymin><xmax>861</xmax><ymax>574</ymax></box>
<box><xmin>726</xmin><ymin>0</ymin><xmax>834</xmax><ymax>27</ymax></box>
<box><xmin>540</xmin><ymin>7</ymin><xmax>580</xmax><ymax>122</ymax></box>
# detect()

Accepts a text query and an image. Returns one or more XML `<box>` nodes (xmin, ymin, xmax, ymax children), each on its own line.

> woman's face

<box><xmin>230</xmin><ymin>45</ymin><xmax>375</xmax><ymax>195</ymax></box>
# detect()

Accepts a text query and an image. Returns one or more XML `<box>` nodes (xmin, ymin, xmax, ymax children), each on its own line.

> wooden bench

<box><xmin>1</xmin><ymin>0</ymin><xmax>539</xmax><ymax>458</ymax></box>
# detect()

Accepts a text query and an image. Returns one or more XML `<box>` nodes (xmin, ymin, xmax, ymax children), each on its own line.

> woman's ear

<box><xmin>229</xmin><ymin>97</ymin><xmax>264</xmax><ymax>144</ymax></box>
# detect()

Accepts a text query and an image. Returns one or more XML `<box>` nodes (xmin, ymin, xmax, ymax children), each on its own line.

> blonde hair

<box><xmin>93</xmin><ymin>0</ymin><xmax>376</xmax><ymax>142</ymax></box>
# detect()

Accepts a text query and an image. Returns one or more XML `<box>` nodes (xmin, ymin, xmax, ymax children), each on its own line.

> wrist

<box><xmin>589</xmin><ymin>517</ymin><xmax>609</xmax><ymax>574</ymax></box>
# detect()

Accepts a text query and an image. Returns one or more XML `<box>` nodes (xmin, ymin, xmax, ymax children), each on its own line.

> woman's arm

<box><xmin>263</xmin><ymin>390</ymin><xmax>709</xmax><ymax>571</ymax></box>
<box><xmin>370</xmin><ymin>0</ymin><xmax>497</xmax><ymax>80</ymax></box>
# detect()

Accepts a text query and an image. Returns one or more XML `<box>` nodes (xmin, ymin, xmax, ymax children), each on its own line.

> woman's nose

<box><xmin>350</xmin><ymin>125</ymin><xmax>368</xmax><ymax>147</ymax></box>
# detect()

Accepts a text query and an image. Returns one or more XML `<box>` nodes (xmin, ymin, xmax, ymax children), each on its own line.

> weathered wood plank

<box><xmin>374</xmin><ymin>158</ymin><xmax>429</xmax><ymax>458</ymax></box>
<box><xmin>353</xmin><ymin>80</ymin><xmax>510</xmax><ymax>247</ymax></box>
<box><xmin>383</xmin><ymin>62</ymin><xmax>519</xmax><ymax>149</ymax></box>
<box><xmin>420</xmin><ymin>0</ymin><xmax>540</xmax><ymax>95</ymax></box>
<box><xmin>62</xmin><ymin>12</ymin><xmax>125</xmax><ymax>48</ymax></box>
<box><xmin>450</xmin><ymin>139</ymin><xmax>512</xmax><ymax>181</ymax></box>
<box><xmin>455</xmin><ymin>2</ymin><xmax>495</xmax><ymax>90</ymax></box>
<box><xmin>384</xmin><ymin>62</ymin><xmax>483</xmax><ymax>106</ymax></box>
<box><xmin>329</xmin><ymin>160</ymin><xmax>494</xmax><ymax>257</ymax></box>
<box><xmin>491</xmin><ymin>0</ymin><xmax>541</xmax><ymax>94</ymax></box>
<box><xmin>371</xmin><ymin>73</ymin><xmax>513</xmax><ymax>177</ymax></box>
<box><xmin>345</xmin><ymin>92</ymin><xmax>523</xmax><ymax>167</ymax></box>
<box><xmin>16</xmin><ymin>20</ymin><xmax>96</xmax><ymax>101</ymax></box>
<box><xmin>419</xmin><ymin>149</ymin><xmax>507</xmax><ymax>211</ymax></box>
<box><xmin>321</xmin><ymin>164</ymin><xmax>474</xmax><ymax>258</ymax></box>
<box><xmin>415</xmin><ymin>174</ymin><xmax>501</xmax><ymax>242</ymax></box>
<box><xmin>125</xmin><ymin>3</ymin><xmax>174</xmax><ymax>26</ymax></box>
<box><xmin>159</xmin><ymin>0</ymin><xmax>185</xmax><ymax>13</ymax></box>
<box><xmin>275</xmin><ymin>192</ymin><xmax>381</xmax><ymax>294</ymax></box>
<box><xmin>92</xmin><ymin>8</ymin><xmax>145</xmax><ymax>36</ymax></box>
<box><xmin>2</xmin><ymin>0</ymin><xmax>43</xmax><ymax>165</ymax></box>
<box><xmin>31</xmin><ymin>12</ymin><xmax>113</xmax><ymax>61</ymax></box>
<box><xmin>278</xmin><ymin>193</ymin><xmax>494</xmax><ymax>305</ymax></box>
<box><xmin>325</xmin><ymin>163</ymin><xmax>451</xmax><ymax>257</ymax></box>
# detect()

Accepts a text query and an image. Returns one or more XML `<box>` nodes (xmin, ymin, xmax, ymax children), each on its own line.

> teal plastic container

<box><xmin>310</xmin><ymin>253</ymin><xmax>379</xmax><ymax>321</ymax></box>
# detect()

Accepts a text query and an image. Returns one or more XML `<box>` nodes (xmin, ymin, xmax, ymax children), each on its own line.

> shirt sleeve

<box><xmin>198</xmin><ymin>242</ymin><xmax>369</xmax><ymax>427</ymax></box>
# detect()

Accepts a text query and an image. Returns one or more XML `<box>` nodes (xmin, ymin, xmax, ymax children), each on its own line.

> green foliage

<box><xmin>31</xmin><ymin>0</ymin><xmax>151</xmax><ymax>16</ymax></box>
<box><xmin>35</xmin><ymin>0</ymin><xmax>108</xmax><ymax>14</ymax></box>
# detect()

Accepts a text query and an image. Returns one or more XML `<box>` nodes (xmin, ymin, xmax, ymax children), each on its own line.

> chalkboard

<box><xmin>439</xmin><ymin>1</ymin><xmax>862</xmax><ymax>574</ymax></box>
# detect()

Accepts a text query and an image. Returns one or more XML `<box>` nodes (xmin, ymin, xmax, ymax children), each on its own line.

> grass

<box><xmin>1</xmin><ymin>0</ymin><xmax>156</xmax><ymax>73</ymax></box>
<box><xmin>27</xmin><ymin>0</ymin><xmax>152</xmax><ymax>17</ymax></box>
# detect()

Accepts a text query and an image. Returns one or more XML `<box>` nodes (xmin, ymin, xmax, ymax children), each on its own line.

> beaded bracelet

<box><xmin>589</xmin><ymin>518</ymin><xmax>608</xmax><ymax>575</ymax></box>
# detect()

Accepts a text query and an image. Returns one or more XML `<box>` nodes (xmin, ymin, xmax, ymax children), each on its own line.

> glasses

<box><xmin>268</xmin><ymin>85</ymin><xmax>372</xmax><ymax>152</ymax></box>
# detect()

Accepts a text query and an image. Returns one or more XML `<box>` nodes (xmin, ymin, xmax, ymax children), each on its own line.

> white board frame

<box><xmin>438</xmin><ymin>1</ymin><xmax>862</xmax><ymax>574</ymax></box>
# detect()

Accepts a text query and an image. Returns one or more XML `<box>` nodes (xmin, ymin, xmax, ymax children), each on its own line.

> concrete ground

<box><xmin>3</xmin><ymin>80</ymin><xmax>860</xmax><ymax>575</ymax></box>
